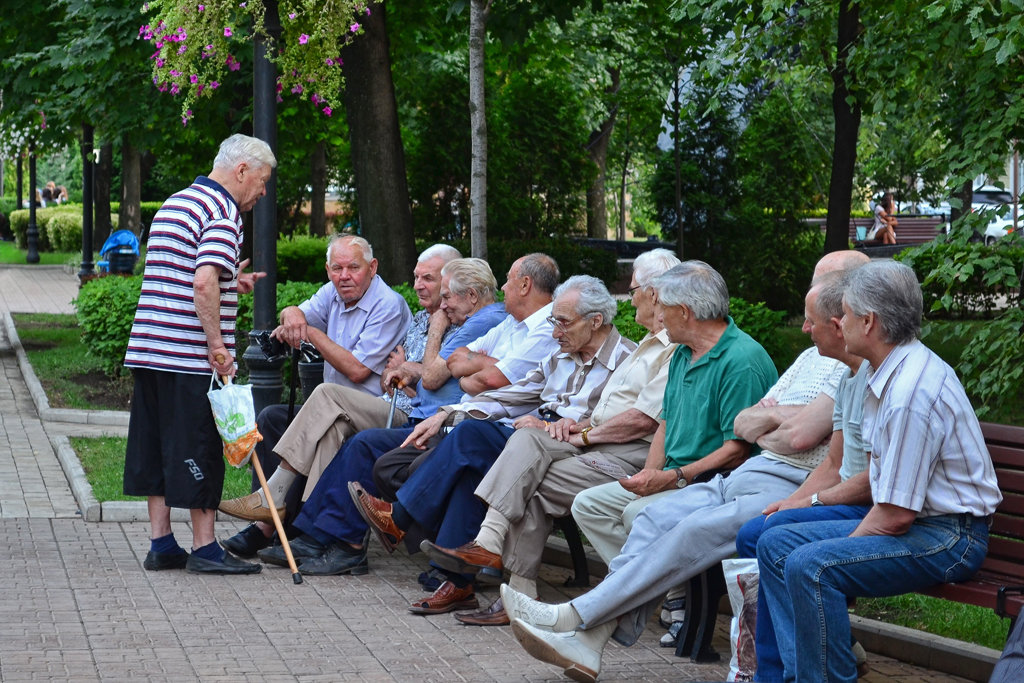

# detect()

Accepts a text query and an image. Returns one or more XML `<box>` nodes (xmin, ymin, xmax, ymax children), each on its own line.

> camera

<box><xmin>253</xmin><ymin>329</ymin><xmax>289</xmax><ymax>362</ymax></box>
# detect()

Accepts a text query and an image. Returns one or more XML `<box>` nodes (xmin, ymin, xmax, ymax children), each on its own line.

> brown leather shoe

<box><xmin>409</xmin><ymin>580</ymin><xmax>479</xmax><ymax>615</ymax></box>
<box><xmin>348</xmin><ymin>481</ymin><xmax>404</xmax><ymax>553</ymax></box>
<box><xmin>421</xmin><ymin>540</ymin><xmax>503</xmax><ymax>575</ymax></box>
<box><xmin>455</xmin><ymin>597</ymin><xmax>509</xmax><ymax>626</ymax></box>
<box><xmin>218</xmin><ymin>492</ymin><xmax>285</xmax><ymax>524</ymax></box>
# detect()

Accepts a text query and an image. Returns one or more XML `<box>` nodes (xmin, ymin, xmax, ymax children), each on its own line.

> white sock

<box><xmin>509</xmin><ymin>573</ymin><xmax>539</xmax><ymax>599</ymax></box>
<box><xmin>262</xmin><ymin>468</ymin><xmax>297</xmax><ymax>506</ymax></box>
<box><xmin>554</xmin><ymin>603</ymin><xmax>583</xmax><ymax>632</ymax></box>
<box><xmin>476</xmin><ymin>507</ymin><xmax>510</xmax><ymax>555</ymax></box>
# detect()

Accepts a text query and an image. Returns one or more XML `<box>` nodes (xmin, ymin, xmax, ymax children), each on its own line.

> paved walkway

<box><xmin>0</xmin><ymin>264</ymin><xmax>986</xmax><ymax>681</ymax></box>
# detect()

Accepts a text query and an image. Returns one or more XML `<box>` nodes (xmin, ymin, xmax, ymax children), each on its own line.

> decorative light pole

<box><xmin>243</xmin><ymin>0</ymin><xmax>285</xmax><ymax>415</ymax></box>
<box><xmin>78</xmin><ymin>124</ymin><xmax>95</xmax><ymax>282</ymax></box>
<box><xmin>26</xmin><ymin>143</ymin><xmax>39</xmax><ymax>264</ymax></box>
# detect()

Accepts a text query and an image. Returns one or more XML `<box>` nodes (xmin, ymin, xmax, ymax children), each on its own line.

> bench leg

<box><xmin>553</xmin><ymin>515</ymin><xmax>590</xmax><ymax>588</ymax></box>
<box><xmin>675</xmin><ymin>567</ymin><xmax>725</xmax><ymax>662</ymax></box>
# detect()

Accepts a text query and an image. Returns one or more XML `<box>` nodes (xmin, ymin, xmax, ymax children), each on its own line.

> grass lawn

<box><xmin>71</xmin><ymin>436</ymin><xmax>253</xmax><ymax>502</ymax></box>
<box><xmin>0</xmin><ymin>239</ymin><xmax>89</xmax><ymax>266</ymax></box>
<box><xmin>851</xmin><ymin>593</ymin><xmax>1010</xmax><ymax>651</ymax></box>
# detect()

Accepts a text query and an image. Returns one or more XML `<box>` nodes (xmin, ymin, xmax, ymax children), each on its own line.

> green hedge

<box><xmin>8</xmin><ymin>206</ymin><xmax>121</xmax><ymax>252</ymax></box>
<box><xmin>434</xmin><ymin>238</ymin><xmax>620</xmax><ymax>285</ymax></box>
<box><xmin>277</xmin><ymin>236</ymin><xmax>330</xmax><ymax>283</ymax></box>
<box><xmin>74</xmin><ymin>275</ymin><xmax>144</xmax><ymax>377</ymax></box>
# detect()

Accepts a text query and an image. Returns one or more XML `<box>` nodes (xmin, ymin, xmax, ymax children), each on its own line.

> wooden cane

<box><xmin>217</xmin><ymin>355</ymin><xmax>303</xmax><ymax>584</ymax></box>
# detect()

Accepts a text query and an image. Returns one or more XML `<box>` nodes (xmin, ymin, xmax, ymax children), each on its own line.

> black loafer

<box><xmin>298</xmin><ymin>543</ymin><xmax>368</xmax><ymax>576</ymax></box>
<box><xmin>221</xmin><ymin>523</ymin><xmax>273</xmax><ymax>558</ymax></box>
<box><xmin>257</xmin><ymin>535</ymin><xmax>327</xmax><ymax>567</ymax></box>
<box><xmin>144</xmin><ymin>550</ymin><xmax>188</xmax><ymax>571</ymax></box>
<box><xmin>186</xmin><ymin>550</ymin><xmax>262</xmax><ymax>574</ymax></box>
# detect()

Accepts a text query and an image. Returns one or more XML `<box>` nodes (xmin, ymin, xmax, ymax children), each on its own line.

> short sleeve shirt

<box><xmin>466</xmin><ymin>303</ymin><xmax>559</xmax><ymax>384</ymax></box>
<box><xmin>124</xmin><ymin>176</ymin><xmax>242</xmax><ymax>375</ymax></box>
<box><xmin>662</xmin><ymin>317</ymin><xmax>778</xmax><ymax>470</ymax></box>
<box><xmin>833</xmin><ymin>359</ymin><xmax>870</xmax><ymax>481</ymax></box>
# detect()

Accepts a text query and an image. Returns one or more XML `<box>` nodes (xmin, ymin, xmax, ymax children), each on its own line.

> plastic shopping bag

<box><xmin>207</xmin><ymin>372</ymin><xmax>262</xmax><ymax>468</ymax></box>
<box><xmin>723</xmin><ymin>557</ymin><xmax>760</xmax><ymax>682</ymax></box>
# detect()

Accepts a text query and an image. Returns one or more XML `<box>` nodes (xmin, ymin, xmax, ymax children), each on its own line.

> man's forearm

<box><xmin>194</xmin><ymin>265</ymin><xmax>225</xmax><ymax>349</ymax></box>
<box><xmin>586</xmin><ymin>409</ymin><xmax>658</xmax><ymax>445</ymax></box>
<box><xmin>851</xmin><ymin>502</ymin><xmax>916</xmax><ymax>537</ymax></box>
<box><xmin>308</xmin><ymin>327</ymin><xmax>372</xmax><ymax>384</ymax></box>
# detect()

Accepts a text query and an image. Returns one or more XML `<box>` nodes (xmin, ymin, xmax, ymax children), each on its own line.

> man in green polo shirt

<box><xmin>571</xmin><ymin>260</ymin><xmax>778</xmax><ymax>563</ymax></box>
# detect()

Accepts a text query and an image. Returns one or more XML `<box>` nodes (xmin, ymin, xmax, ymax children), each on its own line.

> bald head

<box><xmin>812</xmin><ymin>250</ymin><xmax>869</xmax><ymax>283</ymax></box>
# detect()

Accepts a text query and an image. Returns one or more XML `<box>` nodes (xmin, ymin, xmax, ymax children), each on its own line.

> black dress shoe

<box><xmin>298</xmin><ymin>543</ymin><xmax>368</xmax><ymax>576</ymax></box>
<box><xmin>257</xmin><ymin>535</ymin><xmax>327</xmax><ymax>567</ymax></box>
<box><xmin>221</xmin><ymin>523</ymin><xmax>273</xmax><ymax>558</ymax></box>
<box><xmin>144</xmin><ymin>550</ymin><xmax>188</xmax><ymax>571</ymax></box>
<box><xmin>186</xmin><ymin>551</ymin><xmax>262</xmax><ymax>574</ymax></box>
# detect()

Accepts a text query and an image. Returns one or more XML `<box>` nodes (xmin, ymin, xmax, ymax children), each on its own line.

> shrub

<box><xmin>730</xmin><ymin>297</ymin><xmax>787</xmax><ymax>368</ymax></box>
<box><xmin>895</xmin><ymin>239</ymin><xmax>1024</xmax><ymax>318</ymax></box>
<box><xmin>9</xmin><ymin>205</ymin><xmax>82</xmax><ymax>251</ymax></box>
<box><xmin>426</xmin><ymin>238</ymin><xmax>619</xmax><ymax>286</ymax></box>
<box><xmin>74</xmin><ymin>275</ymin><xmax>143</xmax><ymax>377</ymax></box>
<box><xmin>613</xmin><ymin>300</ymin><xmax>646</xmax><ymax>343</ymax></box>
<box><xmin>46</xmin><ymin>213</ymin><xmax>83</xmax><ymax>252</ymax></box>
<box><xmin>277</xmin><ymin>236</ymin><xmax>330</xmax><ymax>283</ymax></box>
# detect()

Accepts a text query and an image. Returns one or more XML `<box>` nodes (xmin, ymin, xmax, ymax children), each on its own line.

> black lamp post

<box><xmin>26</xmin><ymin>144</ymin><xmax>39</xmax><ymax>264</ymax></box>
<box><xmin>78</xmin><ymin>124</ymin><xmax>95</xmax><ymax>282</ymax></box>
<box><xmin>243</xmin><ymin>0</ymin><xmax>285</xmax><ymax>415</ymax></box>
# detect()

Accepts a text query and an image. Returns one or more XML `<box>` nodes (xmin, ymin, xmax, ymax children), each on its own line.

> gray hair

<box><xmin>813</xmin><ymin>269</ymin><xmax>857</xmax><ymax>321</ymax></box>
<box><xmin>213</xmin><ymin>134</ymin><xmax>277</xmax><ymax>171</ymax></box>
<box><xmin>326</xmin><ymin>234</ymin><xmax>373</xmax><ymax>264</ymax></box>
<box><xmin>553</xmin><ymin>275</ymin><xmax>616</xmax><ymax>327</ymax></box>
<box><xmin>654</xmin><ymin>261</ymin><xmax>730</xmax><ymax>320</ymax></box>
<box><xmin>516</xmin><ymin>253</ymin><xmax>560</xmax><ymax>295</ymax></box>
<box><xmin>844</xmin><ymin>260</ymin><xmax>922</xmax><ymax>345</ymax></box>
<box><xmin>442</xmin><ymin>258</ymin><xmax>497</xmax><ymax>302</ymax></box>
<box><xmin>418</xmin><ymin>244</ymin><xmax>462</xmax><ymax>263</ymax></box>
<box><xmin>633</xmin><ymin>248</ymin><xmax>682</xmax><ymax>288</ymax></box>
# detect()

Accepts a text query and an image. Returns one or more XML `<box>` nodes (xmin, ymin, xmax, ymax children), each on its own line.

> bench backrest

<box><xmin>847</xmin><ymin>215</ymin><xmax>946</xmax><ymax>244</ymax></box>
<box><xmin>980</xmin><ymin>421</ymin><xmax>1024</xmax><ymax>584</ymax></box>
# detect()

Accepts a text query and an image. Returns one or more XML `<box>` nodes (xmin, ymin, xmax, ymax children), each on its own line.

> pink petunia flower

<box><xmin>190</xmin><ymin>74</ymin><xmax>198</xmax><ymax>83</ymax></box>
<box><xmin>288</xmin><ymin>12</ymin><xmax>296</xmax><ymax>19</ymax></box>
<box><xmin>350</xmin><ymin>23</ymin><xmax>360</xmax><ymax>32</ymax></box>
<box><xmin>322</xmin><ymin>106</ymin><xmax>332</xmax><ymax>116</ymax></box>
<box><xmin>299</xmin><ymin>34</ymin><xmax>308</xmax><ymax>44</ymax></box>
<box><xmin>209</xmin><ymin>81</ymin><xmax>220</xmax><ymax>89</ymax></box>
<box><xmin>224</xmin><ymin>27</ymin><xmax>232</xmax><ymax>37</ymax></box>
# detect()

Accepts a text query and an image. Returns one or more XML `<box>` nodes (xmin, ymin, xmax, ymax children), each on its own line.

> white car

<box><xmin>983</xmin><ymin>208</ymin><xmax>1016</xmax><ymax>245</ymax></box>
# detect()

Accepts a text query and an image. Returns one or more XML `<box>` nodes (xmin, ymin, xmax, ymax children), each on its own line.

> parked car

<box><xmin>982</xmin><ymin>205</ymin><xmax>1016</xmax><ymax>245</ymax></box>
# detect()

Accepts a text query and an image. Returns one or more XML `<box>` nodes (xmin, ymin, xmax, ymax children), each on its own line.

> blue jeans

<box><xmin>735</xmin><ymin>505</ymin><xmax>869</xmax><ymax>683</ymax></box>
<box><xmin>757</xmin><ymin>513</ymin><xmax>989</xmax><ymax>683</ymax></box>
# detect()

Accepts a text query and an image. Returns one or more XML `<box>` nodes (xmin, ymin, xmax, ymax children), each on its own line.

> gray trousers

<box><xmin>571</xmin><ymin>455</ymin><xmax>807</xmax><ymax>647</ymax></box>
<box><xmin>474</xmin><ymin>427</ymin><xmax>649</xmax><ymax>579</ymax></box>
<box><xmin>273</xmin><ymin>383</ymin><xmax>404</xmax><ymax>500</ymax></box>
<box><xmin>991</xmin><ymin>612</ymin><xmax>1024</xmax><ymax>683</ymax></box>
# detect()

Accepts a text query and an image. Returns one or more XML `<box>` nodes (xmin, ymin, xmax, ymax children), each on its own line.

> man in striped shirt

<box><xmin>123</xmin><ymin>134</ymin><xmax>275</xmax><ymax>575</ymax></box>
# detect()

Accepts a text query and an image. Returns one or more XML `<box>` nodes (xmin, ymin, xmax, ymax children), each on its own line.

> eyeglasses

<box><xmin>628</xmin><ymin>284</ymin><xmax>643</xmax><ymax>297</ymax></box>
<box><xmin>546</xmin><ymin>314</ymin><xmax>592</xmax><ymax>333</ymax></box>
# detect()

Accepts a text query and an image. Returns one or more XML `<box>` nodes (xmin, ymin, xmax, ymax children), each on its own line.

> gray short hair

<box><xmin>442</xmin><ymin>258</ymin><xmax>497</xmax><ymax>302</ymax></box>
<box><xmin>517</xmin><ymin>253</ymin><xmax>560</xmax><ymax>295</ymax></box>
<box><xmin>418</xmin><ymin>244</ymin><xmax>462</xmax><ymax>263</ymax></box>
<box><xmin>213</xmin><ymin>134</ymin><xmax>277</xmax><ymax>171</ymax></box>
<box><xmin>633</xmin><ymin>248</ymin><xmax>682</xmax><ymax>288</ymax></box>
<box><xmin>844</xmin><ymin>260</ymin><xmax>922</xmax><ymax>345</ymax></box>
<box><xmin>813</xmin><ymin>269</ymin><xmax>858</xmax><ymax>321</ymax></box>
<box><xmin>553</xmin><ymin>275</ymin><xmax>616</xmax><ymax>327</ymax></box>
<box><xmin>326</xmin><ymin>234</ymin><xmax>373</xmax><ymax>264</ymax></box>
<box><xmin>654</xmin><ymin>261</ymin><xmax>730</xmax><ymax>320</ymax></box>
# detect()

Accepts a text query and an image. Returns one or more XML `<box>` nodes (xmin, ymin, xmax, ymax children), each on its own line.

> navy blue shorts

<box><xmin>123</xmin><ymin>368</ymin><xmax>225</xmax><ymax>510</ymax></box>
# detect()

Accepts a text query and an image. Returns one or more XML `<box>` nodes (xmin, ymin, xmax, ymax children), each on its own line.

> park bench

<box><xmin>671</xmin><ymin>420</ymin><xmax>1024</xmax><ymax>664</ymax></box>
<box><xmin>848</xmin><ymin>214</ymin><xmax>947</xmax><ymax>248</ymax></box>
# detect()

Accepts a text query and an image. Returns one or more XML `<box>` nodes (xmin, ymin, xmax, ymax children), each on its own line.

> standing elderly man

<box><xmin>221</xmin><ymin>234</ymin><xmax>411</xmax><ymax>524</ymax></box>
<box><xmin>421</xmin><ymin>248</ymin><xmax>681</xmax><ymax>625</ymax></box>
<box><xmin>503</xmin><ymin>264</ymin><xmax>848</xmax><ymax>682</ymax></box>
<box><xmin>350</xmin><ymin>276</ymin><xmax>637</xmax><ymax>614</ymax></box>
<box><xmin>257</xmin><ymin>258</ymin><xmax>508</xmax><ymax>574</ymax></box>
<box><xmin>219</xmin><ymin>244</ymin><xmax>462</xmax><ymax>556</ymax></box>
<box><xmin>757</xmin><ymin>260</ymin><xmax>1001</xmax><ymax>683</ymax></box>
<box><xmin>123</xmin><ymin>133</ymin><xmax>275</xmax><ymax>575</ymax></box>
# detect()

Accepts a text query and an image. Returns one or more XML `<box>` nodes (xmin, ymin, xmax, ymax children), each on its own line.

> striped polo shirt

<box><xmin>124</xmin><ymin>177</ymin><xmax>242</xmax><ymax>375</ymax></box>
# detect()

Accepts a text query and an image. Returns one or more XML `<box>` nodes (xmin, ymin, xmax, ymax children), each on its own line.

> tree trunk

<box><xmin>823</xmin><ymin>0</ymin><xmax>862</xmax><ymax>254</ymax></box>
<box><xmin>468</xmin><ymin>0</ymin><xmax>491</xmax><ymax>259</ymax></box>
<box><xmin>340</xmin><ymin>0</ymin><xmax>416</xmax><ymax>285</ymax></box>
<box><xmin>119</xmin><ymin>139</ymin><xmax>142</xmax><ymax>234</ymax></box>
<box><xmin>950</xmin><ymin>178</ymin><xmax>973</xmax><ymax>225</ymax></box>
<box><xmin>586</xmin><ymin>68</ymin><xmax>620</xmax><ymax>240</ymax></box>
<box><xmin>672</xmin><ymin>74</ymin><xmax>683</xmax><ymax>260</ymax></box>
<box><xmin>310</xmin><ymin>140</ymin><xmax>328</xmax><ymax>237</ymax></box>
<box><xmin>94</xmin><ymin>140</ymin><xmax>113</xmax><ymax>248</ymax></box>
<box><xmin>618</xmin><ymin>114</ymin><xmax>632</xmax><ymax>241</ymax></box>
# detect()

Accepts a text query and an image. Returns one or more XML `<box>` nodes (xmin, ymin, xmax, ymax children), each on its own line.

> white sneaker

<box><xmin>510</xmin><ymin>618</ymin><xmax>615</xmax><ymax>683</ymax></box>
<box><xmin>500</xmin><ymin>583</ymin><xmax>560</xmax><ymax>631</ymax></box>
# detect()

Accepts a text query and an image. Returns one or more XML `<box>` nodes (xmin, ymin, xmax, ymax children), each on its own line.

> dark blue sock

<box><xmin>192</xmin><ymin>541</ymin><xmax>225</xmax><ymax>563</ymax></box>
<box><xmin>391</xmin><ymin>502</ymin><xmax>413</xmax><ymax>531</ymax></box>
<box><xmin>150</xmin><ymin>533</ymin><xmax>185</xmax><ymax>555</ymax></box>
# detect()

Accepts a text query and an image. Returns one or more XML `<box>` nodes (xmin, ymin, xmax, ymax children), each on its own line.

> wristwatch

<box><xmin>810</xmin><ymin>492</ymin><xmax>824</xmax><ymax>507</ymax></box>
<box><xmin>675</xmin><ymin>468</ymin><xmax>687</xmax><ymax>488</ymax></box>
<box><xmin>580</xmin><ymin>426</ymin><xmax>593</xmax><ymax>446</ymax></box>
